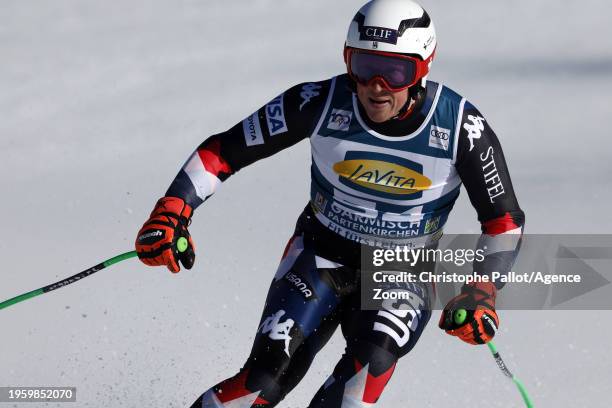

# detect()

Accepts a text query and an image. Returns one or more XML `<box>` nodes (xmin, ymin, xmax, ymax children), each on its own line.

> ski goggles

<box><xmin>344</xmin><ymin>47</ymin><xmax>434</xmax><ymax>92</ymax></box>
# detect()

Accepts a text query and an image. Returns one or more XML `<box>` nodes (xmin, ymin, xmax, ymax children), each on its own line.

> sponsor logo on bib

<box><xmin>333</xmin><ymin>159</ymin><xmax>432</xmax><ymax>195</ymax></box>
<box><xmin>327</xmin><ymin>108</ymin><xmax>353</xmax><ymax>131</ymax></box>
<box><xmin>429</xmin><ymin>125</ymin><xmax>450</xmax><ymax>151</ymax></box>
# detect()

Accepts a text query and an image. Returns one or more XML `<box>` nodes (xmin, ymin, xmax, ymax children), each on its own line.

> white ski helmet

<box><xmin>344</xmin><ymin>0</ymin><xmax>436</xmax><ymax>88</ymax></box>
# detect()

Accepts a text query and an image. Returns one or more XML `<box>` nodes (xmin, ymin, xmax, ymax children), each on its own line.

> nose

<box><xmin>368</xmin><ymin>77</ymin><xmax>386</xmax><ymax>93</ymax></box>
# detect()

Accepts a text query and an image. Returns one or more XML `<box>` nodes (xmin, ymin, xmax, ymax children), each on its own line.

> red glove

<box><xmin>135</xmin><ymin>197</ymin><xmax>195</xmax><ymax>273</ymax></box>
<box><xmin>439</xmin><ymin>281</ymin><xmax>499</xmax><ymax>345</ymax></box>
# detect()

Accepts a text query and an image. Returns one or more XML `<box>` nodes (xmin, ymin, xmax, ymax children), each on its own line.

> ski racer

<box><xmin>135</xmin><ymin>0</ymin><xmax>525</xmax><ymax>406</ymax></box>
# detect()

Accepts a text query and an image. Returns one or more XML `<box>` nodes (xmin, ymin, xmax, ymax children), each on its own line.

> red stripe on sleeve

<box><xmin>197</xmin><ymin>139</ymin><xmax>232</xmax><ymax>177</ymax></box>
<box><xmin>482</xmin><ymin>212</ymin><xmax>520</xmax><ymax>236</ymax></box>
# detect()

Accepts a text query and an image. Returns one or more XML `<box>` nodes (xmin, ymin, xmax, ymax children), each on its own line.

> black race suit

<box><xmin>164</xmin><ymin>74</ymin><xmax>524</xmax><ymax>407</ymax></box>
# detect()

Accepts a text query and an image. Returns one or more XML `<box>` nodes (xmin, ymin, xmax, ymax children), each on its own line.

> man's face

<box><xmin>356</xmin><ymin>80</ymin><xmax>409</xmax><ymax>123</ymax></box>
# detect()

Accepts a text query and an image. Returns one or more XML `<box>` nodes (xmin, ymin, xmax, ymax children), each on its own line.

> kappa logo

<box><xmin>242</xmin><ymin>113</ymin><xmax>264</xmax><ymax>146</ymax></box>
<box><xmin>259</xmin><ymin>310</ymin><xmax>294</xmax><ymax>357</ymax></box>
<box><xmin>463</xmin><ymin>115</ymin><xmax>485</xmax><ymax>151</ymax></box>
<box><xmin>265</xmin><ymin>94</ymin><xmax>288</xmax><ymax>136</ymax></box>
<box><xmin>327</xmin><ymin>108</ymin><xmax>353</xmax><ymax>131</ymax></box>
<box><xmin>299</xmin><ymin>83</ymin><xmax>322</xmax><ymax>111</ymax></box>
<box><xmin>360</xmin><ymin>26</ymin><xmax>398</xmax><ymax>45</ymax></box>
<box><xmin>429</xmin><ymin>125</ymin><xmax>450</xmax><ymax>151</ymax></box>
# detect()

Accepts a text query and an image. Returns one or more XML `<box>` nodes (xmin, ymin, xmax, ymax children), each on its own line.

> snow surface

<box><xmin>1</xmin><ymin>1</ymin><xmax>611</xmax><ymax>407</ymax></box>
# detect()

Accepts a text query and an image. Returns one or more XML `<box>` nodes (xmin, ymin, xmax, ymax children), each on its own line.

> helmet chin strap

<box><xmin>394</xmin><ymin>84</ymin><xmax>425</xmax><ymax>120</ymax></box>
<box><xmin>395</xmin><ymin>97</ymin><xmax>416</xmax><ymax>120</ymax></box>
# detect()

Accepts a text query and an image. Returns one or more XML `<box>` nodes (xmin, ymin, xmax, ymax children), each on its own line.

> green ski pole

<box><xmin>486</xmin><ymin>340</ymin><xmax>534</xmax><ymax>408</ymax></box>
<box><xmin>0</xmin><ymin>237</ymin><xmax>189</xmax><ymax>311</ymax></box>
<box><xmin>453</xmin><ymin>308</ymin><xmax>534</xmax><ymax>408</ymax></box>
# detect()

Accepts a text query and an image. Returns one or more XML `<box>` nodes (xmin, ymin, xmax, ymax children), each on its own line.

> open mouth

<box><xmin>368</xmin><ymin>97</ymin><xmax>390</xmax><ymax>107</ymax></box>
